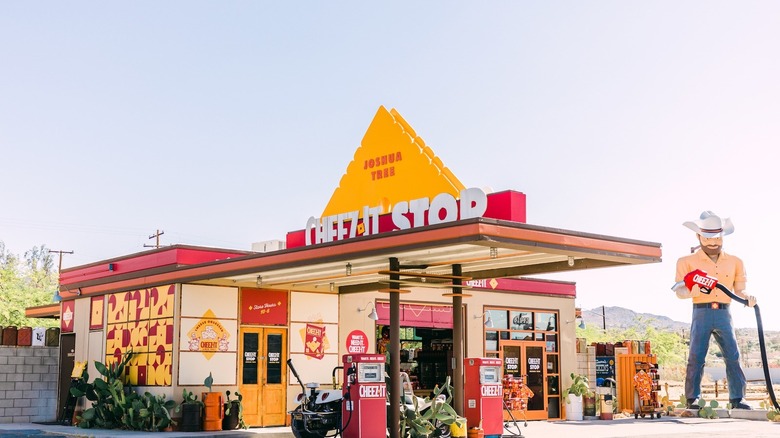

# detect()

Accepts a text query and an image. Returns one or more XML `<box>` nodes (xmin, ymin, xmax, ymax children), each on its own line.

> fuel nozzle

<box><xmin>671</xmin><ymin>281</ymin><xmax>689</xmax><ymax>296</ymax></box>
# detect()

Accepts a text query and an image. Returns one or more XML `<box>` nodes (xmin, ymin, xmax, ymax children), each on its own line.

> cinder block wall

<box><xmin>576</xmin><ymin>345</ymin><xmax>597</xmax><ymax>386</ymax></box>
<box><xmin>0</xmin><ymin>346</ymin><xmax>59</xmax><ymax>423</ymax></box>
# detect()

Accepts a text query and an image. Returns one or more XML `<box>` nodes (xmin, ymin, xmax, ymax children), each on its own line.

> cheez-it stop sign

<box><xmin>346</xmin><ymin>330</ymin><xmax>368</xmax><ymax>354</ymax></box>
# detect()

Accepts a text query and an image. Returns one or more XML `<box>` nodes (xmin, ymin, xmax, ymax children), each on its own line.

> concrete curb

<box><xmin>673</xmin><ymin>407</ymin><xmax>771</xmax><ymax>421</ymax></box>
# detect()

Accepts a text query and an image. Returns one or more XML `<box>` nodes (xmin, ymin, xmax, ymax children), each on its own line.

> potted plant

<box><xmin>175</xmin><ymin>389</ymin><xmax>204</xmax><ymax>432</ymax></box>
<box><xmin>562</xmin><ymin>372</ymin><xmax>590</xmax><ymax>421</ymax></box>
<box><xmin>223</xmin><ymin>390</ymin><xmax>248</xmax><ymax>430</ymax></box>
<box><xmin>201</xmin><ymin>372</ymin><xmax>224</xmax><ymax>431</ymax></box>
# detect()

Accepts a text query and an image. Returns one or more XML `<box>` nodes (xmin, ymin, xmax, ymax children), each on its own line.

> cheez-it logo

<box><xmin>693</xmin><ymin>274</ymin><xmax>716</xmax><ymax>289</ymax></box>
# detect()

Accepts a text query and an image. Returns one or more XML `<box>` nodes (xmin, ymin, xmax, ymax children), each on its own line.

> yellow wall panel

<box><xmin>148</xmin><ymin>351</ymin><xmax>172</xmax><ymax>386</ymax></box>
<box><xmin>90</xmin><ymin>296</ymin><xmax>104</xmax><ymax>330</ymax></box>
<box><xmin>128</xmin><ymin>320</ymin><xmax>149</xmax><ymax>352</ymax></box>
<box><xmin>126</xmin><ymin>352</ymin><xmax>148</xmax><ymax>386</ymax></box>
<box><xmin>150</xmin><ymin>285</ymin><xmax>175</xmax><ymax>319</ymax></box>
<box><xmin>104</xmin><ymin>286</ymin><xmax>176</xmax><ymax>387</ymax></box>
<box><xmin>106</xmin><ymin>323</ymin><xmax>127</xmax><ymax>357</ymax></box>
<box><xmin>148</xmin><ymin>318</ymin><xmax>174</xmax><ymax>353</ymax></box>
<box><xmin>127</xmin><ymin>289</ymin><xmax>150</xmax><ymax>322</ymax></box>
<box><xmin>107</xmin><ymin>292</ymin><xmax>128</xmax><ymax>324</ymax></box>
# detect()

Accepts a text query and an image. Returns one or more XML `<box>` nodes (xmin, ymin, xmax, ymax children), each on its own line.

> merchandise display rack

<box><xmin>632</xmin><ymin>360</ymin><xmax>662</xmax><ymax>419</ymax></box>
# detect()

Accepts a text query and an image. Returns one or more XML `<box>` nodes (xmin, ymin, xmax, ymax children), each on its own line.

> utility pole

<box><xmin>601</xmin><ymin>305</ymin><xmax>606</xmax><ymax>330</ymax></box>
<box><xmin>144</xmin><ymin>229</ymin><xmax>164</xmax><ymax>249</ymax></box>
<box><xmin>48</xmin><ymin>249</ymin><xmax>74</xmax><ymax>273</ymax></box>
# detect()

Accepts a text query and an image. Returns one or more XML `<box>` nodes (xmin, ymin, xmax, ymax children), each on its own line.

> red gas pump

<box><xmin>342</xmin><ymin>353</ymin><xmax>386</xmax><ymax>438</ymax></box>
<box><xmin>464</xmin><ymin>358</ymin><xmax>503</xmax><ymax>437</ymax></box>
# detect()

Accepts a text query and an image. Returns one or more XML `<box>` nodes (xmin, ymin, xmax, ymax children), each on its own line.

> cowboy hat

<box><xmin>683</xmin><ymin>211</ymin><xmax>734</xmax><ymax>238</ymax></box>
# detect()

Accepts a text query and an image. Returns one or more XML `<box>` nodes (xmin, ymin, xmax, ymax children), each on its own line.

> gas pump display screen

<box><xmin>480</xmin><ymin>366</ymin><xmax>500</xmax><ymax>384</ymax></box>
<box><xmin>358</xmin><ymin>363</ymin><xmax>384</xmax><ymax>382</ymax></box>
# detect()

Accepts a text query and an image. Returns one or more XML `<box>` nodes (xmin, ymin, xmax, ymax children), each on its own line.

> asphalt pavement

<box><xmin>2</xmin><ymin>414</ymin><xmax>780</xmax><ymax>438</ymax></box>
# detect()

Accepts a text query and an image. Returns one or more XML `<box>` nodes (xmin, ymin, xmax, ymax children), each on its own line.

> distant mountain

<box><xmin>581</xmin><ymin>306</ymin><xmax>690</xmax><ymax>332</ymax></box>
<box><xmin>583</xmin><ymin>306</ymin><xmax>780</xmax><ymax>338</ymax></box>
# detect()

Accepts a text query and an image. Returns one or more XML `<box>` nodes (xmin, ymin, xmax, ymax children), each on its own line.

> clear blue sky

<box><xmin>2</xmin><ymin>2</ymin><xmax>779</xmax><ymax>329</ymax></box>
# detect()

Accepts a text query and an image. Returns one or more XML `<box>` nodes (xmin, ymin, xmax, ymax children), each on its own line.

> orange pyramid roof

<box><xmin>322</xmin><ymin>106</ymin><xmax>465</xmax><ymax>217</ymax></box>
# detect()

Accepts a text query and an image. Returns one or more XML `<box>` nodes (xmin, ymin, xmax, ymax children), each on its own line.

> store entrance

<box><xmin>500</xmin><ymin>340</ymin><xmax>548</xmax><ymax>420</ymax></box>
<box><xmin>239</xmin><ymin>327</ymin><xmax>287</xmax><ymax>427</ymax></box>
<box><xmin>378</xmin><ymin>325</ymin><xmax>453</xmax><ymax>397</ymax></box>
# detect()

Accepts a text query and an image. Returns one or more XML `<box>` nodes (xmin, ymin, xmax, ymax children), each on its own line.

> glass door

<box><xmin>522</xmin><ymin>342</ymin><xmax>547</xmax><ymax>420</ymax></box>
<box><xmin>500</xmin><ymin>340</ymin><xmax>548</xmax><ymax>420</ymax></box>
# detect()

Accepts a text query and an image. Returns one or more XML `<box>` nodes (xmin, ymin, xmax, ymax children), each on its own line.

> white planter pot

<box><xmin>565</xmin><ymin>394</ymin><xmax>584</xmax><ymax>421</ymax></box>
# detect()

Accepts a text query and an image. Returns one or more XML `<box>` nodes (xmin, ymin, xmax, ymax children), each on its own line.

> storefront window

<box><xmin>242</xmin><ymin>333</ymin><xmax>259</xmax><ymax>385</ymax></box>
<box><xmin>266</xmin><ymin>333</ymin><xmax>282</xmax><ymax>384</ymax></box>
<box><xmin>510</xmin><ymin>311</ymin><xmax>533</xmax><ymax>330</ymax></box>
<box><xmin>485</xmin><ymin>331</ymin><xmax>498</xmax><ymax>351</ymax></box>
<box><xmin>535</xmin><ymin>312</ymin><xmax>556</xmax><ymax>331</ymax></box>
<box><xmin>547</xmin><ymin>375</ymin><xmax>559</xmax><ymax>395</ymax></box>
<box><xmin>483</xmin><ymin>308</ymin><xmax>559</xmax><ymax>352</ymax></box>
<box><xmin>545</xmin><ymin>334</ymin><xmax>558</xmax><ymax>352</ymax></box>
<box><xmin>546</xmin><ymin>354</ymin><xmax>558</xmax><ymax>374</ymax></box>
<box><xmin>511</xmin><ymin>332</ymin><xmax>533</xmax><ymax>341</ymax></box>
<box><xmin>487</xmin><ymin>309</ymin><xmax>508</xmax><ymax>330</ymax></box>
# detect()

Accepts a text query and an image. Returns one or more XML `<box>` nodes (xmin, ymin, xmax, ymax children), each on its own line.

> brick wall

<box><xmin>0</xmin><ymin>346</ymin><xmax>59</xmax><ymax>423</ymax></box>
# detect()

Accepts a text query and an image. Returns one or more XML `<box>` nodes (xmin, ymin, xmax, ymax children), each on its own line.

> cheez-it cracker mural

<box><xmin>300</xmin><ymin>321</ymin><xmax>329</xmax><ymax>360</ymax></box>
<box><xmin>105</xmin><ymin>285</ymin><xmax>175</xmax><ymax>386</ymax></box>
<box><xmin>186</xmin><ymin>309</ymin><xmax>230</xmax><ymax>360</ymax></box>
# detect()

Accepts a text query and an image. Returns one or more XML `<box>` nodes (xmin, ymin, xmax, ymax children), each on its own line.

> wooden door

<box><xmin>239</xmin><ymin>327</ymin><xmax>287</xmax><ymax>427</ymax></box>
<box><xmin>500</xmin><ymin>340</ymin><xmax>548</xmax><ymax>420</ymax></box>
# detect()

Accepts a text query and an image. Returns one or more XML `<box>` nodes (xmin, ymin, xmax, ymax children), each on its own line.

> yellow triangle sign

<box><xmin>322</xmin><ymin>106</ymin><xmax>465</xmax><ymax>217</ymax></box>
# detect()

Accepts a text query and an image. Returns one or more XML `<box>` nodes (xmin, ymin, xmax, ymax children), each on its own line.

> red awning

<box><xmin>376</xmin><ymin>302</ymin><xmax>453</xmax><ymax>328</ymax></box>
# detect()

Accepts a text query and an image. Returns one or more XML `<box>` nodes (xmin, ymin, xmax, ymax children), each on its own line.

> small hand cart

<box><xmin>633</xmin><ymin>389</ymin><xmax>663</xmax><ymax>419</ymax></box>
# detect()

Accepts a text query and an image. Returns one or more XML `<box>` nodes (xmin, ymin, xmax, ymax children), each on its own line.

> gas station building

<box><xmin>39</xmin><ymin>106</ymin><xmax>662</xmax><ymax>428</ymax></box>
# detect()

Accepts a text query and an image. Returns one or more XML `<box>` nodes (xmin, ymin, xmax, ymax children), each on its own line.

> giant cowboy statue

<box><xmin>675</xmin><ymin>211</ymin><xmax>757</xmax><ymax>410</ymax></box>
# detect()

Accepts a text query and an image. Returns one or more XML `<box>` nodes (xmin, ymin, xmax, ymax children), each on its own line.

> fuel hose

<box><xmin>710</xmin><ymin>284</ymin><xmax>779</xmax><ymax>410</ymax></box>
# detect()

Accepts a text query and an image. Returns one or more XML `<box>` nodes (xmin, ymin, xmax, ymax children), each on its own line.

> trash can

<box><xmin>600</xmin><ymin>394</ymin><xmax>614</xmax><ymax>420</ymax></box>
<box><xmin>601</xmin><ymin>377</ymin><xmax>617</xmax><ymax>420</ymax></box>
<box><xmin>584</xmin><ymin>394</ymin><xmax>598</xmax><ymax>417</ymax></box>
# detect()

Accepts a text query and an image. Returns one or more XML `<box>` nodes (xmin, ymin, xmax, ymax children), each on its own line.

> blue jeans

<box><xmin>685</xmin><ymin>306</ymin><xmax>746</xmax><ymax>401</ymax></box>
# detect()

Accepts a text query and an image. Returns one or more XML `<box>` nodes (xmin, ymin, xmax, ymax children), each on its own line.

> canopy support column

<box><xmin>388</xmin><ymin>257</ymin><xmax>401</xmax><ymax>438</ymax></box>
<box><xmin>451</xmin><ymin>264</ymin><xmax>464</xmax><ymax>415</ymax></box>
